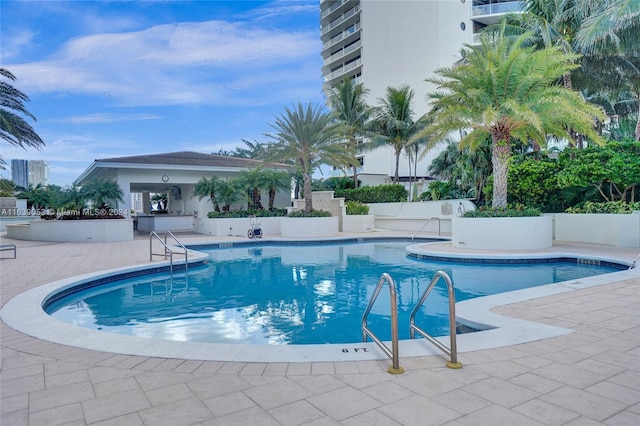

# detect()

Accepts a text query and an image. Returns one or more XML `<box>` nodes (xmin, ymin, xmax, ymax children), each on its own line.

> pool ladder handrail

<box><xmin>150</xmin><ymin>231</ymin><xmax>189</xmax><ymax>276</ymax></box>
<box><xmin>630</xmin><ymin>253</ymin><xmax>640</xmax><ymax>270</ymax></box>
<box><xmin>361</xmin><ymin>273</ymin><xmax>404</xmax><ymax>374</ymax></box>
<box><xmin>409</xmin><ymin>270</ymin><xmax>462</xmax><ymax>369</ymax></box>
<box><xmin>412</xmin><ymin>217</ymin><xmax>441</xmax><ymax>240</ymax></box>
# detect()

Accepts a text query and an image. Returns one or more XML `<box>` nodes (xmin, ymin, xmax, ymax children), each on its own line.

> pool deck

<box><xmin>1</xmin><ymin>231</ymin><xmax>639</xmax><ymax>425</ymax></box>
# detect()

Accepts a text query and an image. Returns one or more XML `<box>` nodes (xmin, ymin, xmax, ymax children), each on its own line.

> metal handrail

<box><xmin>630</xmin><ymin>253</ymin><xmax>640</xmax><ymax>270</ymax></box>
<box><xmin>412</xmin><ymin>217</ymin><xmax>441</xmax><ymax>240</ymax></box>
<box><xmin>149</xmin><ymin>231</ymin><xmax>188</xmax><ymax>276</ymax></box>
<box><xmin>409</xmin><ymin>271</ymin><xmax>462</xmax><ymax>369</ymax></box>
<box><xmin>164</xmin><ymin>230</ymin><xmax>189</xmax><ymax>274</ymax></box>
<box><xmin>361</xmin><ymin>273</ymin><xmax>404</xmax><ymax>374</ymax></box>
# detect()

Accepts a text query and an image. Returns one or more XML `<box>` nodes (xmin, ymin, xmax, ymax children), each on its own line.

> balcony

<box><xmin>321</xmin><ymin>0</ymin><xmax>345</xmax><ymax>20</ymax></box>
<box><xmin>321</xmin><ymin>4</ymin><xmax>360</xmax><ymax>37</ymax></box>
<box><xmin>324</xmin><ymin>39</ymin><xmax>362</xmax><ymax>67</ymax></box>
<box><xmin>472</xmin><ymin>0</ymin><xmax>522</xmax><ymax>25</ymax></box>
<box><xmin>322</xmin><ymin>22</ymin><xmax>361</xmax><ymax>52</ymax></box>
<box><xmin>324</xmin><ymin>58</ymin><xmax>362</xmax><ymax>82</ymax></box>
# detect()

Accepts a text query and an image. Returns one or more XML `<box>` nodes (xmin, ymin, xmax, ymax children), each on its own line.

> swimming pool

<box><xmin>45</xmin><ymin>241</ymin><xmax>622</xmax><ymax>345</ymax></box>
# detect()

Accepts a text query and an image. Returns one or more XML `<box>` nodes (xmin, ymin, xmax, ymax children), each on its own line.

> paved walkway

<box><xmin>1</xmin><ymin>232</ymin><xmax>639</xmax><ymax>425</ymax></box>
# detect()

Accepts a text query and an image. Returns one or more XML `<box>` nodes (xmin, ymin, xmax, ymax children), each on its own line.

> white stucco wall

<box><xmin>359</xmin><ymin>0</ymin><xmax>471</xmax><ymax>178</ymax></box>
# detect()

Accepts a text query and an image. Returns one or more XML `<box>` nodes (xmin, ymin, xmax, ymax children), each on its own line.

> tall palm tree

<box><xmin>366</xmin><ymin>85</ymin><xmax>426</xmax><ymax>183</ymax></box>
<box><xmin>419</xmin><ymin>29</ymin><xmax>605</xmax><ymax>209</ymax></box>
<box><xmin>0</xmin><ymin>68</ymin><xmax>45</xmax><ymax>161</ymax></box>
<box><xmin>329</xmin><ymin>77</ymin><xmax>371</xmax><ymax>188</ymax></box>
<box><xmin>265</xmin><ymin>102</ymin><xmax>354</xmax><ymax>213</ymax></box>
<box><xmin>192</xmin><ymin>176</ymin><xmax>223</xmax><ymax>212</ymax></box>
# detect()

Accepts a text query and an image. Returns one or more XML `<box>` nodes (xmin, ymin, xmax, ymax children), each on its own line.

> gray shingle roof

<box><xmin>95</xmin><ymin>151</ymin><xmax>289</xmax><ymax>169</ymax></box>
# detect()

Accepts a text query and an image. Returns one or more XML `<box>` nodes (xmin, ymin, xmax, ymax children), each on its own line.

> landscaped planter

<box><xmin>194</xmin><ymin>217</ymin><xmax>281</xmax><ymax>237</ymax></box>
<box><xmin>452</xmin><ymin>215</ymin><xmax>552</xmax><ymax>250</ymax></box>
<box><xmin>553</xmin><ymin>213</ymin><xmax>640</xmax><ymax>248</ymax></box>
<box><xmin>6</xmin><ymin>219</ymin><xmax>134</xmax><ymax>242</ymax></box>
<box><xmin>280</xmin><ymin>216</ymin><xmax>339</xmax><ymax>238</ymax></box>
<box><xmin>342</xmin><ymin>215</ymin><xmax>375</xmax><ymax>233</ymax></box>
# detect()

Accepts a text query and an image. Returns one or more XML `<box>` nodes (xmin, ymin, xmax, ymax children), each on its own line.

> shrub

<box><xmin>463</xmin><ymin>206</ymin><xmax>541</xmax><ymax>218</ymax></box>
<box><xmin>565</xmin><ymin>201</ymin><xmax>640</xmax><ymax>214</ymax></box>
<box><xmin>345</xmin><ymin>201</ymin><xmax>369</xmax><ymax>215</ymax></box>
<box><xmin>336</xmin><ymin>184</ymin><xmax>408</xmax><ymax>203</ymax></box>
<box><xmin>287</xmin><ymin>209</ymin><xmax>332</xmax><ymax>218</ymax></box>
<box><xmin>207</xmin><ymin>209</ymin><xmax>287</xmax><ymax>219</ymax></box>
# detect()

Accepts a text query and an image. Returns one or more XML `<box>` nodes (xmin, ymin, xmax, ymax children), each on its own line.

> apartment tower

<box><xmin>320</xmin><ymin>0</ymin><xmax>521</xmax><ymax>185</ymax></box>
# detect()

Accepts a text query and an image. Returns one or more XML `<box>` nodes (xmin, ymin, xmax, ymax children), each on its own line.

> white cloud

<box><xmin>7</xmin><ymin>19</ymin><xmax>320</xmax><ymax>107</ymax></box>
<box><xmin>53</xmin><ymin>113</ymin><xmax>161</xmax><ymax>124</ymax></box>
<box><xmin>0</xmin><ymin>30</ymin><xmax>37</xmax><ymax>61</ymax></box>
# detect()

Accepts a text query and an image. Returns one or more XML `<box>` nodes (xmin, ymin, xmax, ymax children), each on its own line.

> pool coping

<box><xmin>1</xmin><ymin>239</ymin><xmax>638</xmax><ymax>363</ymax></box>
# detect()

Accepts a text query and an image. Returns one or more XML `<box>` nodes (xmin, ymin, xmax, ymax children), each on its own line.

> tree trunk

<box><xmin>303</xmin><ymin>173</ymin><xmax>313</xmax><ymax>213</ymax></box>
<box><xmin>491</xmin><ymin>133</ymin><xmax>511</xmax><ymax>209</ymax></box>
<box><xmin>635</xmin><ymin>103</ymin><xmax>640</xmax><ymax>141</ymax></box>
<box><xmin>352</xmin><ymin>165</ymin><xmax>358</xmax><ymax>189</ymax></box>
<box><xmin>394</xmin><ymin>149</ymin><xmax>401</xmax><ymax>183</ymax></box>
<box><xmin>268</xmin><ymin>188</ymin><xmax>276</xmax><ymax>210</ymax></box>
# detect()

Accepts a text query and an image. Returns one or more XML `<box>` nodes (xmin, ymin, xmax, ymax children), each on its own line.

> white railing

<box><xmin>472</xmin><ymin>0</ymin><xmax>521</xmax><ymax>16</ymax></box>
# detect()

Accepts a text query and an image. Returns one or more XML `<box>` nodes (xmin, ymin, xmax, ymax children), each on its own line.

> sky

<box><xmin>1</xmin><ymin>0</ymin><xmax>324</xmax><ymax>187</ymax></box>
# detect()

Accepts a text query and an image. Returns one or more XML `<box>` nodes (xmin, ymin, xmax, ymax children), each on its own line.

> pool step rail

<box><xmin>410</xmin><ymin>270</ymin><xmax>462</xmax><ymax>369</ymax></box>
<box><xmin>361</xmin><ymin>273</ymin><xmax>404</xmax><ymax>374</ymax></box>
<box><xmin>150</xmin><ymin>231</ymin><xmax>189</xmax><ymax>276</ymax></box>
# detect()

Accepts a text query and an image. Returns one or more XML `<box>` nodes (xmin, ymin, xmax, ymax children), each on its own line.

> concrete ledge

<box><xmin>6</xmin><ymin>219</ymin><xmax>134</xmax><ymax>242</ymax></box>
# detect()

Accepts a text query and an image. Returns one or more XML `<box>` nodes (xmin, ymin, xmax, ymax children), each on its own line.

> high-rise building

<box><xmin>320</xmin><ymin>0</ymin><xmax>521</xmax><ymax>185</ymax></box>
<box><xmin>11</xmin><ymin>159</ymin><xmax>29</xmax><ymax>189</ymax></box>
<box><xmin>10</xmin><ymin>159</ymin><xmax>50</xmax><ymax>188</ymax></box>
<box><xmin>28</xmin><ymin>160</ymin><xmax>50</xmax><ymax>187</ymax></box>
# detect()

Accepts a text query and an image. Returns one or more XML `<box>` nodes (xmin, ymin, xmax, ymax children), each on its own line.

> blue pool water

<box><xmin>46</xmin><ymin>241</ymin><xmax>622</xmax><ymax>345</ymax></box>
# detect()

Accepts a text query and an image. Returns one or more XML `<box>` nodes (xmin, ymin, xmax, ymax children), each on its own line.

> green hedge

<box><xmin>287</xmin><ymin>209</ymin><xmax>332</xmax><ymax>218</ymax></box>
<box><xmin>345</xmin><ymin>201</ymin><xmax>369</xmax><ymax>215</ymax></box>
<box><xmin>207</xmin><ymin>209</ymin><xmax>287</xmax><ymax>219</ymax></box>
<box><xmin>463</xmin><ymin>206</ymin><xmax>541</xmax><ymax>218</ymax></box>
<box><xmin>565</xmin><ymin>201</ymin><xmax>640</xmax><ymax>214</ymax></box>
<box><xmin>335</xmin><ymin>184</ymin><xmax>408</xmax><ymax>203</ymax></box>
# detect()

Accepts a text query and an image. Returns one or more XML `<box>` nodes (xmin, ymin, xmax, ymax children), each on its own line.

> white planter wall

<box><xmin>368</xmin><ymin>199</ymin><xmax>476</xmax><ymax>234</ymax></box>
<box><xmin>281</xmin><ymin>216</ymin><xmax>339</xmax><ymax>238</ymax></box>
<box><xmin>553</xmin><ymin>213</ymin><xmax>640</xmax><ymax>248</ymax></box>
<box><xmin>342</xmin><ymin>215</ymin><xmax>375</xmax><ymax>233</ymax></box>
<box><xmin>193</xmin><ymin>217</ymin><xmax>281</xmax><ymax>237</ymax></box>
<box><xmin>6</xmin><ymin>219</ymin><xmax>134</xmax><ymax>242</ymax></box>
<box><xmin>452</xmin><ymin>216</ymin><xmax>552</xmax><ymax>250</ymax></box>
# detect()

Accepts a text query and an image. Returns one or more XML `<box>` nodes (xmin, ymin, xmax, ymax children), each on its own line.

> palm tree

<box><xmin>265</xmin><ymin>102</ymin><xmax>354</xmax><ymax>213</ymax></box>
<box><xmin>574</xmin><ymin>0</ymin><xmax>640</xmax><ymax>55</ymax></box>
<box><xmin>80</xmin><ymin>179</ymin><xmax>124</xmax><ymax>209</ymax></box>
<box><xmin>366</xmin><ymin>86</ymin><xmax>426</xmax><ymax>183</ymax></box>
<box><xmin>573</xmin><ymin>0</ymin><xmax>640</xmax><ymax>140</ymax></box>
<box><xmin>329</xmin><ymin>77</ymin><xmax>371</xmax><ymax>188</ymax></box>
<box><xmin>193</xmin><ymin>176</ymin><xmax>223</xmax><ymax>212</ymax></box>
<box><xmin>0</xmin><ymin>68</ymin><xmax>45</xmax><ymax>159</ymax></box>
<box><xmin>16</xmin><ymin>183</ymin><xmax>48</xmax><ymax>209</ymax></box>
<box><xmin>217</xmin><ymin>178</ymin><xmax>242</xmax><ymax>212</ymax></box>
<box><xmin>238</xmin><ymin>168</ymin><xmax>267</xmax><ymax>210</ymax></box>
<box><xmin>262</xmin><ymin>169</ymin><xmax>291</xmax><ymax>211</ymax></box>
<box><xmin>419</xmin><ymin>29</ymin><xmax>605</xmax><ymax>209</ymax></box>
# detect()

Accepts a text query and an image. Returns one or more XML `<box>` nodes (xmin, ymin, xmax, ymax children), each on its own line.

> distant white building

<box><xmin>10</xmin><ymin>159</ymin><xmax>50</xmax><ymax>188</ymax></box>
<box><xmin>28</xmin><ymin>160</ymin><xmax>50</xmax><ymax>187</ymax></box>
<box><xmin>320</xmin><ymin>0</ymin><xmax>521</xmax><ymax>185</ymax></box>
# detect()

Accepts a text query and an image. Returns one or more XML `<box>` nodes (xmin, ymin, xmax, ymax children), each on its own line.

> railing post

<box><xmin>362</xmin><ymin>273</ymin><xmax>404</xmax><ymax>374</ymax></box>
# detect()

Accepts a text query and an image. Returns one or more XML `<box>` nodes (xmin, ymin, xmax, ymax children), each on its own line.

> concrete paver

<box><xmin>1</xmin><ymin>232</ymin><xmax>639</xmax><ymax>425</ymax></box>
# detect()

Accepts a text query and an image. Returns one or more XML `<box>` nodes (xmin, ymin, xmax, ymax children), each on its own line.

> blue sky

<box><xmin>1</xmin><ymin>0</ymin><xmax>323</xmax><ymax>186</ymax></box>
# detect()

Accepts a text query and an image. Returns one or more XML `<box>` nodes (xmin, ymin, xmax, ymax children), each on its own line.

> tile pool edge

<box><xmin>1</xmin><ymin>244</ymin><xmax>638</xmax><ymax>363</ymax></box>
